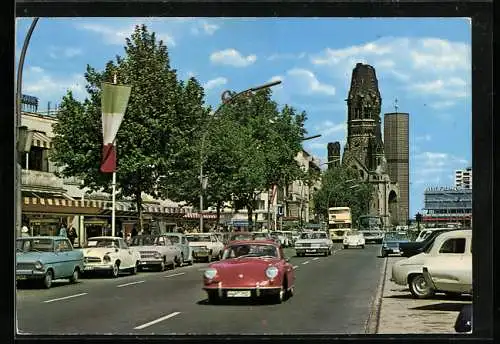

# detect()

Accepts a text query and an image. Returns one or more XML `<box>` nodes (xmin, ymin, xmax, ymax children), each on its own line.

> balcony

<box><xmin>21</xmin><ymin>169</ymin><xmax>66</xmax><ymax>192</ymax></box>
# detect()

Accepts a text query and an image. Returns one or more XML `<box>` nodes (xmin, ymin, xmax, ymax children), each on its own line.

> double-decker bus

<box><xmin>357</xmin><ymin>214</ymin><xmax>384</xmax><ymax>244</ymax></box>
<box><xmin>328</xmin><ymin>207</ymin><xmax>352</xmax><ymax>241</ymax></box>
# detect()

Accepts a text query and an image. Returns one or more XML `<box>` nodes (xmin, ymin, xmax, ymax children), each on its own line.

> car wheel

<box><xmin>272</xmin><ymin>287</ymin><xmax>285</xmax><ymax>304</ymax></box>
<box><xmin>409</xmin><ymin>274</ymin><xmax>435</xmax><ymax>299</ymax></box>
<box><xmin>131</xmin><ymin>262</ymin><xmax>138</xmax><ymax>275</ymax></box>
<box><xmin>328</xmin><ymin>249</ymin><xmax>332</xmax><ymax>256</ymax></box>
<box><xmin>207</xmin><ymin>252</ymin><xmax>213</xmax><ymax>263</ymax></box>
<box><xmin>69</xmin><ymin>268</ymin><xmax>79</xmax><ymax>283</ymax></box>
<box><xmin>42</xmin><ymin>270</ymin><xmax>54</xmax><ymax>289</ymax></box>
<box><xmin>179</xmin><ymin>253</ymin><xmax>185</xmax><ymax>266</ymax></box>
<box><xmin>218</xmin><ymin>251</ymin><xmax>223</xmax><ymax>260</ymax></box>
<box><xmin>361</xmin><ymin>245</ymin><xmax>365</xmax><ymax>249</ymax></box>
<box><xmin>380</xmin><ymin>250</ymin><xmax>387</xmax><ymax>257</ymax></box>
<box><xmin>323</xmin><ymin>250</ymin><xmax>328</xmax><ymax>256</ymax></box>
<box><xmin>159</xmin><ymin>259</ymin><xmax>166</xmax><ymax>272</ymax></box>
<box><xmin>110</xmin><ymin>262</ymin><xmax>119</xmax><ymax>278</ymax></box>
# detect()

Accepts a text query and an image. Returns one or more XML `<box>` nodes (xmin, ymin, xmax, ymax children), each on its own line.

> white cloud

<box><xmin>77</xmin><ymin>23</ymin><xmax>176</xmax><ymax>47</ymax></box>
<box><xmin>203</xmin><ymin>77</ymin><xmax>228</xmax><ymax>90</ymax></box>
<box><xmin>429</xmin><ymin>100</ymin><xmax>456</xmax><ymax>109</ymax></box>
<box><xmin>285</xmin><ymin>68</ymin><xmax>336</xmax><ymax>96</ymax></box>
<box><xmin>210</xmin><ymin>49</ymin><xmax>257</xmax><ymax>67</ymax></box>
<box><xmin>267</xmin><ymin>52</ymin><xmax>306</xmax><ymax>61</ymax></box>
<box><xmin>29</xmin><ymin>66</ymin><xmax>44</xmax><ymax>73</ymax></box>
<box><xmin>315</xmin><ymin>120</ymin><xmax>346</xmax><ymax>137</ymax></box>
<box><xmin>48</xmin><ymin>46</ymin><xmax>82</xmax><ymax>59</ymax></box>
<box><xmin>191</xmin><ymin>21</ymin><xmax>220</xmax><ymax>35</ymax></box>
<box><xmin>415</xmin><ymin>134</ymin><xmax>432</xmax><ymax>142</ymax></box>
<box><xmin>409</xmin><ymin>78</ymin><xmax>467</xmax><ymax>99</ymax></box>
<box><xmin>413</xmin><ymin>151</ymin><xmax>470</xmax><ymax>186</ymax></box>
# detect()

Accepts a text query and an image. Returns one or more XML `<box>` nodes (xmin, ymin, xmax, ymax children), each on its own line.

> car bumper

<box><xmin>82</xmin><ymin>264</ymin><xmax>114</xmax><ymax>272</ymax></box>
<box><xmin>16</xmin><ymin>270</ymin><xmax>46</xmax><ymax>281</ymax></box>
<box><xmin>203</xmin><ymin>285</ymin><xmax>282</xmax><ymax>298</ymax></box>
<box><xmin>382</xmin><ymin>247</ymin><xmax>401</xmax><ymax>254</ymax></box>
<box><xmin>192</xmin><ymin>251</ymin><xmax>210</xmax><ymax>258</ymax></box>
<box><xmin>139</xmin><ymin>259</ymin><xmax>163</xmax><ymax>267</ymax></box>
<box><xmin>344</xmin><ymin>242</ymin><xmax>364</xmax><ymax>246</ymax></box>
<box><xmin>295</xmin><ymin>248</ymin><xmax>329</xmax><ymax>254</ymax></box>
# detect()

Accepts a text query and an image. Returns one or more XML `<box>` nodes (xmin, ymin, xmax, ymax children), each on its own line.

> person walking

<box><xmin>59</xmin><ymin>223</ymin><xmax>67</xmax><ymax>237</ymax></box>
<box><xmin>67</xmin><ymin>226</ymin><xmax>77</xmax><ymax>246</ymax></box>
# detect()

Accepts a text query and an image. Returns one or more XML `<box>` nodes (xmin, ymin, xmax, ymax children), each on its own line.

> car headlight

<box><xmin>34</xmin><ymin>261</ymin><xmax>44</xmax><ymax>270</ymax></box>
<box><xmin>103</xmin><ymin>255</ymin><xmax>111</xmax><ymax>263</ymax></box>
<box><xmin>204</xmin><ymin>268</ymin><xmax>217</xmax><ymax>279</ymax></box>
<box><xmin>154</xmin><ymin>252</ymin><xmax>162</xmax><ymax>259</ymax></box>
<box><xmin>265</xmin><ymin>266</ymin><xmax>279</xmax><ymax>279</ymax></box>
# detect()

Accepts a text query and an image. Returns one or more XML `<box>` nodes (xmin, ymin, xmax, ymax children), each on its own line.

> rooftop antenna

<box><xmin>394</xmin><ymin>98</ymin><xmax>399</xmax><ymax>113</ymax></box>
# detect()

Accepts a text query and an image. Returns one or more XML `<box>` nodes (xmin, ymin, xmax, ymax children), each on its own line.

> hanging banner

<box><xmin>100</xmin><ymin>82</ymin><xmax>131</xmax><ymax>173</ymax></box>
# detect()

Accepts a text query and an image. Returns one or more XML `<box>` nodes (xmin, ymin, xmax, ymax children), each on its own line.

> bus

<box><xmin>328</xmin><ymin>207</ymin><xmax>352</xmax><ymax>241</ymax></box>
<box><xmin>357</xmin><ymin>214</ymin><xmax>384</xmax><ymax>244</ymax></box>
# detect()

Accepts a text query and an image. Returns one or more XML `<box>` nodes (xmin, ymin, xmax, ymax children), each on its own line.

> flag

<box><xmin>100</xmin><ymin>82</ymin><xmax>131</xmax><ymax>173</ymax></box>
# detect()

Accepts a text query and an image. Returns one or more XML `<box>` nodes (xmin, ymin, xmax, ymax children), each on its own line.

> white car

<box><xmin>422</xmin><ymin>251</ymin><xmax>472</xmax><ymax>296</ymax></box>
<box><xmin>391</xmin><ymin>229</ymin><xmax>472</xmax><ymax>299</ymax></box>
<box><xmin>270</xmin><ymin>231</ymin><xmax>291</xmax><ymax>247</ymax></box>
<box><xmin>294</xmin><ymin>231</ymin><xmax>333</xmax><ymax>256</ymax></box>
<box><xmin>81</xmin><ymin>236</ymin><xmax>141</xmax><ymax>277</ymax></box>
<box><xmin>129</xmin><ymin>234</ymin><xmax>182</xmax><ymax>271</ymax></box>
<box><xmin>185</xmin><ymin>233</ymin><xmax>225</xmax><ymax>262</ymax></box>
<box><xmin>343</xmin><ymin>231</ymin><xmax>365</xmax><ymax>249</ymax></box>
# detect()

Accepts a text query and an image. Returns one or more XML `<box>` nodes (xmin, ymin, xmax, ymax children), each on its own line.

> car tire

<box><xmin>361</xmin><ymin>245</ymin><xmax>365</xmax><ymax>249</ymax></box>
<box><xmin>69</xmin><ymin>268</ymin><xmax>79</xmax><ymax>284</ymax></box>
<box><xmin>271</xmin><ymin>287</ymin><xmax>285</xmax><ymax>304</ymax></box>
<box><xmin>409</xmin><ymin>274</ymin><xmax>435</xmax><ymax>299</ymax></box>
<box><xmin>110</xmin><ymin>262</ymin><xmax>119</xmax><ymax>278</ymax></box>
<box><xmin>207</xmin><ymin>252</ymin><xmax>213</xmax><ymax>263</ymax></box>
<box><xmin>42</xmin><ymin>270</ymin><xmax>54</xmax><ymax>289</ymax></box>
<box><xmin>179</xmin><ymin>253</ymin><xmax>185</xmax><ymax>266</ymax></box>
<box><xmin>380</xmin><ymin>250</ymin><xmax>387</xmax><ymax>257</ymax></box>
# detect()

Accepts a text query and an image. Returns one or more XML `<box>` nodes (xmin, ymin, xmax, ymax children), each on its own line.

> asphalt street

<box><xmin>16</xmin><ymin>243</ymin><xmax>384</xmax><ymax>335</ymax></box>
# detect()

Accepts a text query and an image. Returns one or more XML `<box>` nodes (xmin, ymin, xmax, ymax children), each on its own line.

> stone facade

<box><xmin>329</xmin><ymin>63</ymin><xmax>401</xmax><ymax>227</ymax></box>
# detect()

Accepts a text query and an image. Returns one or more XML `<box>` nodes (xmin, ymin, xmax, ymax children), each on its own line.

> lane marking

<box><xmin>312</xmin><ymin>257</ymin><xmax>319</xmax><ymax>261</ymax></box>
<box><xmin>293</xmin><ymin>265</ymin><xmax>299</xmax><ymax>269</ymax></box>
<box><xmin>134</xmin><ymin>312</ymin><xmax>181</xmax><ymax>330</ymax></box>
<box><xmin>117</xmin><ymin>280</ymin><xmax>145</xmax><ymax>288</ymax></box>
<box><xmin>302</xmin><ymin>261</ymin><xmax>309</xmax><ymax>265</ymax></box>
<box><xmin>43</xmin><ymin>293</ymin><xmax>87</xmax><ymax>303</ymax></box>
<box><xmin>164</xmin><ymin>272</ymin><xmax>185</xmax><ymax>278</ymax></box>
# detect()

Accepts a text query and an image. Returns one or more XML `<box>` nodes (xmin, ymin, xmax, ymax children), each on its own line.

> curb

<box><xmin>365</xmin><ymin>256</ymin><xmax>388</xmax><ymax>334</ymax></box>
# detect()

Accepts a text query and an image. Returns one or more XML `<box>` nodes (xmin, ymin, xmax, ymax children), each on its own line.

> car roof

<box><xmin>226</xmin><ymin>239</ymin><xmax>279</xmax><ymax>246</ymax></box>
<box><xmin>18</xmin><ymin>236</ymin><xmax>65</xmax><ymax>240</ymax></box>
<box><xmin>87</xmin><ymin>236</ymin><xmax>122</xmax><ymax>240</ymax></box>
<box><xmin>435</xmin><ymin>229</ymin><xmax>471</xmax><ymax>238</ymax></box>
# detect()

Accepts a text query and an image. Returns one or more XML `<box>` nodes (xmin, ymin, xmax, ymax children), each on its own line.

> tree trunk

<box><xmin>135</xmin><ymin>190</ymin><xmax>143</xmax><ymax>233</ymax></box>
<box><xmin>247</xmin><ymin>204</ymin><xmax>253</xmax><ymax>231</ymax></box>
<box><xmin>216</xmin><ymin>201</ymin><xmax>222</xmax><ymax>230</ymax></box>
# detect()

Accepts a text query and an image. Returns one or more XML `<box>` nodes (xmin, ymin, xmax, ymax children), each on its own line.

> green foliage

<box><xmin>312</xmin><ymin>166</ymin><xmax>375</xmax><ymax>224</ymax></box>
<box><xmin>50</xmin><ymin>24</ymin><xmax>206</xmax><ymax>230</ymax></box>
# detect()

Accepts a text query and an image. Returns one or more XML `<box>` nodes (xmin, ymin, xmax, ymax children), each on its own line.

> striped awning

<box><xmin>31</xmin><ymin>131</ymin><xmax>53</xmax><ymax>149</ymax></box>
<box><xmin>22</xmin><ymin>197</ymin><xmax>105</xmax><ymax>215</ymax></box>
<box><xmin>183</xmin><ymin>212</ymin><xmax>217</xmax><ymax>220</ymax></box>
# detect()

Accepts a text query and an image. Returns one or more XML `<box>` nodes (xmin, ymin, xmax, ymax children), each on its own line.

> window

<box><xmin>439</xmin><ymin>238</ymin><xmax>466</xmax><ymax>254</ymax></box>
<box><xmin>56</xmin><ymin>240</ymin><xmax>71</xmax><ymax>251</ymax></box>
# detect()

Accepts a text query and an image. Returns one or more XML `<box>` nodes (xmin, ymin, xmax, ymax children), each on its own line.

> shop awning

<box><xmin>22</xmin><ymin>197</ymin><xmax>105</xmax><ymax>215</ymax></box>
<box><xmin>183</xmin><ymin>212</ymin><xmax>217</xmax><ymax>220</ymax></box>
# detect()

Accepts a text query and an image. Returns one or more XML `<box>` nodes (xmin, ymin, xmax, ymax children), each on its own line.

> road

<box><xmin>16</xmin><ymin>244</ymin><xmax>384</xmax><ymax>335</ymax></box>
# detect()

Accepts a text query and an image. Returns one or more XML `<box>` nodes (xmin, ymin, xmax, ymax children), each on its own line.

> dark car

<box><xmin>380</xmin><ymin>231</ymin><xmax>411</xmax><ymax>257</ymax></box>
<box><xmin>399</xmin><ymin>229</ymin><xmax>455</xmax><ymax>258</ymax></box>
<box><xmin>454</xmin><ymin>304</ymin><xmax>472</xmax><ymax>333</ymax></box>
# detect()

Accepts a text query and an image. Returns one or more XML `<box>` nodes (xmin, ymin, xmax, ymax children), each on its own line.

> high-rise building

<box><xmin>455</xmin><ymin>167</ymin><xmax>472</xmax><ymax>189</ymax></box>
<box><xmin>384</xmin><ymin>112</ymin><xmax>409</xmax><ymax>224</ymax></box>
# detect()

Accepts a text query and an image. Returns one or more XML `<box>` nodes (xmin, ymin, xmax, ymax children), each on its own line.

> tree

<box><xmin>312</xmin><ymin>166</ymin><xmax>375</xmax><ymax>225</ymax></box>
<box><xmin>50</xmin><ymin>24</ymin><xmax>206</xmax><ymax>232</ymax></box>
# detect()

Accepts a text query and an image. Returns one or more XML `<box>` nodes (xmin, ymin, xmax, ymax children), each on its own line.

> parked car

<box><xmin>343</xmin><ymin>231</ymin><xmax>365</xmax><ymax>249</ymax></box>
<box><xmin>391</xmin><ymin>229</ymin><xmax>472</xmax><ymax>298</ymax></box>
<box><xmin>380</xmin><ymin>231</ymin><xmax>411</xmax><ymax>257</ymax></box>
<box><xmin>129</xmin><ymin>234</ymin><xmax>181</xmax><ymax>271</ymax></box>
<box><xmin>202</xmin><ymin>240</ymin><xmax>295</xmax><ymax>304</ymax></box>
<box><xmin>80</xmin><ymin>236</ymin><xmax>141</xmax><ymax>277</ymax></box>
<box><xmin>422</xmin><ymin>244</ymin><xmax>472</xmax><ymax>296</ymax></box>
<box><xmin>415</xmin><ymin>227</ymin><xmax>455</xmax><ymax>242</ymax></box>
<box><xmin>359</xmin><ymin>230</ymin><xmax>384</xmax><ymax>244</ymax></box>
<box><xmin>16</xmin><ymin>236</ymin><xmax>84</xmax><ymax>288</ymax></box>
<box><xmin>399</xmin><ymin>228</ymin><xmax>455</xmax><ymax>257</ymax></box>
<box><xmin>186</xmin><ymin>233</ymin><xmax>225</xmax><ymax>262</ymax></box>
<box><xmin>164</xmin><ymin>232</ymin><xmax>194</xmax><ymax>266</ymax></box>
<box><xmin>294</xmin><ymin>231</ymin><xmax>333</xmax><ymax>256</ymax></box>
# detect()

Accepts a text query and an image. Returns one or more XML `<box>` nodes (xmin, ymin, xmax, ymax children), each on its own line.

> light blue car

<box><xmin>164</xmin><ymin>233</ymin><xmax>194</xmax><ymax>266</ymax></box>
<box><xmin>16</xmin><ymin>236</ymin><xmax>84</xmax><ymax>288</ymax></box>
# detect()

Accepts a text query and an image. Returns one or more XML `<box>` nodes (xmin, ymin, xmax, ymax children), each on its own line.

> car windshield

<box><xmin>300</xmin><ymin>232</ymin><xmax>328</xmax><ymax>239</ymax></box>
<box><xmin>186</xmin><ymin>235</ymin><xmax>211</xmax><ymax>242</ymax></box>
<box><xmin>222</xmin><ymin>243</ymin><xmax>279</xmax><ymax>259</ymax></box>
<box><xmin>85</xmin><ymin>238</ymin><xmax>120</xmax><ymax>248</ymax></box>
<box><xmin>130</xmin><ymin>235</ymin><xmax>167</xmax><ymax>246</ymax></box>
<box><xmin>16</xmin><ymin>238</ymin><xmax>54</xmax><ymax>252</ymax></box>
<box><xmin>165</xmin><ymin>235</ymin><xmax>180</xmax><ymax>244</ymax></box>
<box><xmin>384</xmin><ymin>232</ymin><xmax>409</xmax><ymax>241</ymax></box>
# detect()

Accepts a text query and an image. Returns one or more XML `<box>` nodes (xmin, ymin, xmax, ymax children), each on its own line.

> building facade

<box><xmin>455</xmin><ymin>167</ymin><xmax>472</xmax><ymax>189</ymax></box>
<box><xmin>384</xmin><ymin>112</ymin><xmax>409</xmax><ymax>224</ymax></box>
<box><xmin>329</xmin><ymin>63</ymin><xmax>401</xmax><ymax>227</ymax></box>
<box><xmin>422</xmin><ymin>187</ymin><xmax>472</xmax><ymax>227</ymax></box>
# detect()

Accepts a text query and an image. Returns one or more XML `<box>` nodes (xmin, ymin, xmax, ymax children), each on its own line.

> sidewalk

<box><xmin>376</xmin><ymin>256</ymin><xmax>471</xmax><ymax>334</ymax></box>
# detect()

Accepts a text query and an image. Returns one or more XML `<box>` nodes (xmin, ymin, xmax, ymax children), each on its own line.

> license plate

<box><xmin>306</xmin><ymin>249</ymin><xmax>316</xmax><ymax>253</ymax></box>
<box><xmin>84</xmin><ymin>266</ymin><xmax>94</xmax><ymax>271</ymax></box>
<box><xmin>227</xmin><ymin>290</ymin><xmax>251</xmax><ymax>298</ymax></box>
<box><xmin>140</xmin><ymin>261</ymin><xmax>147</xmax><ymax>265</ymax></box>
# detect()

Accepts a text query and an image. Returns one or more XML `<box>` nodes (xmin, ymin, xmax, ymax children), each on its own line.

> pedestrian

<box><xmin>131</xmin><ymin>226</ymin><xmax>138</xmax><ymax>238</ymax></box>
<box><xmin>67</xmin><ymin>226</ymin><xmax>77</xmax><ymax>246</ymax></box>
<box><xmin>21</xmin><ymin>224</ymin><xmax>30</xmax><ymax>237</ymax></box>
<box><xmin>59</xmin><ymin>223</ymin><xmax>67</xmax><ymax>237</ymax></box>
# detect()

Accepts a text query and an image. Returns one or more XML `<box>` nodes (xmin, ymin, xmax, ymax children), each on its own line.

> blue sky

<box><xmin>16</xmin><ymin>18</ymin><xmax>471</xmax><ymax>218</ymax></box>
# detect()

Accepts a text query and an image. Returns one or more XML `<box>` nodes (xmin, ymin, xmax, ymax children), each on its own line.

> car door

<box><xmin>211</xmin><ymin>235</ymin><xmax>222</xmax><ymax>256</ymax></box>
<box><xmin>54</xmin><ymin>239</ymin><xmax>72</xmax><ymax>278</ymax></box>
<box><xmin>163</xmin><ymin>237</ymin><xmax>176</xmax><ymax>263</ymax></box>
<box><xmin>120</xmin><ymin>239</ymin><xmax>133</xmax><ymax>268</ymax></box>
<box><xmin>180</xmin><ymin>236</ymin><xmax>191</xmax><ymax>260</ymax></box>
<box><xmin>433</xmin><ymin>236</ymin><xmax>467</xmax><ymax>292</ymax></box>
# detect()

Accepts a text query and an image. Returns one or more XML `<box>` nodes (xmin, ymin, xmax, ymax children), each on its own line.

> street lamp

<box><xmin>15</xmin><ymin>18</ymin><xmax>39</xmax><ymax>238</ymax></box>
<box><xmin>199</xmin><ymin>80</ymin><xmax>282</xmax><ymax>233</ymax></box>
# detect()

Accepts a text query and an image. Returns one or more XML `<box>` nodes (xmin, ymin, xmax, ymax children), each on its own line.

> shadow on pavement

<box><xmin>410</xmin><ymin>302</ymin><xmax>472</xmax><ymax>312</ymax></box>
<box><xmin>196</xmin><ymin>298</ymin><xmax>278</xmax><ymax>307</ymax></box>
<box><xmin>16</xmin><ymin>280</ymin><xmax>75</xmax><ymax>289</ymax></box>
<box><xmin>384</xmin><ymin>294</ymin><xmax>415</xmax><ymax>300</ymax></box>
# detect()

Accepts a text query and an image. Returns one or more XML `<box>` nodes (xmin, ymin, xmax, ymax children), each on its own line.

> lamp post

<box><xmin>199</xmin><ymin>80</ymin><xmax>282</xmax><ymax>233</ymax></box>
<box><xmin>100</xmin><ymin>75</ymin><xmax>132</xmax><ymax>237</ymax></box>
<box><xmin>15</xmin><ymin>18</ymin><xmax>39</xmax><ymax>239</ymax></box>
